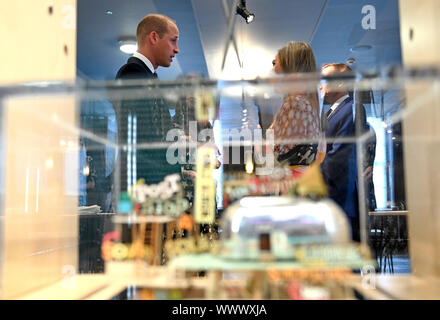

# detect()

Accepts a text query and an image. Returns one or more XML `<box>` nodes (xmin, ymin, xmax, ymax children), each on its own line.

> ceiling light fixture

<box><xmin>236</xmin><ymin>0</ymin><xmax>255</xmax><ymax>24</ymax></box>
<box><xmin>350</xmin><ymin>45</ymin><xmax>372</xmax><ymax>52</ymax></box>
<box><xmin>118</xmin><ymin>36</ymin><xmax>137</xmax><ymax>54</ymax></box>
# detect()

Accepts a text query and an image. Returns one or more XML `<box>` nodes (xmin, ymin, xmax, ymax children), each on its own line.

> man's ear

<box><xmin>148</xmin><ymin>31</ymin><xmax>159</xmax><ymax>45</ymax></box>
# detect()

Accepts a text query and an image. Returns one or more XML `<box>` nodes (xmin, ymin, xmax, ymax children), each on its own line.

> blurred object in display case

<box><xmin>219</xmin><ymin>196</ymin><xmax>351</xmax><ymax>260</ymax></box>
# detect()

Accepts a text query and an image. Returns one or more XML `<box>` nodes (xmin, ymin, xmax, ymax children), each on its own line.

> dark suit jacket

<box><xmin>114</xmin><ymin>57</ymin><xmax>178</xmax><ymax>188</ymax></box>
<box><xmin>116</xmin><ymin>56</ymin><xmax>157</xmax><ymax>80</ymax></box>
<box><xmin>321</xmin><ymin>97</ymin><xmax>359</xmax><ymax>219</ymax></box>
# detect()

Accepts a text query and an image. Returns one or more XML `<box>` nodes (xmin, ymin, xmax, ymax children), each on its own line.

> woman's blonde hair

<box><xmin>277</xmin><ymin>42</ymin><xmax>317</xmax><ymax>74</ymax></box>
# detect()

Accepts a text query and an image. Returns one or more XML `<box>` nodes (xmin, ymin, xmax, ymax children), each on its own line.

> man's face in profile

<box><xmin>320</xmin><ymin>65</ymin><xmax>345</xmax><ymax>105</ymax></box>
<box><xmin>155</xmin><ymin>22</ymin><xmax>179</xmax><ymax>68</ymax></box>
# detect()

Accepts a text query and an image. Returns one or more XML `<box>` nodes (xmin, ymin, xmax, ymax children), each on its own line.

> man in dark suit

<box><xmin>320</xmin><ymin>63</ymin><xmax>367</xmax><ymax>242</ymax></box>
<box><xmin>114</xmin><ymin>14</ymin><xmax>180</xmax><ymax>191</ymax></box>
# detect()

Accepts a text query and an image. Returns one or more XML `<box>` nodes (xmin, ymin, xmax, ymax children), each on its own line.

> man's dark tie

<box><xmin>152</xmin><ymin>72</ymin><xmax>158</xmax><ymax>79</ymax></box>
<box><xmin>326</xmin><ymin>108</ymin><xmax>333</xmax><ymax>119</ymax></box>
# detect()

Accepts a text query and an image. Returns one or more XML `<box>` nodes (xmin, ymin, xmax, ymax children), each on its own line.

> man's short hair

<box><xmin>136</xmin><ymin>14</ymin><xmax>175</xmax><ymax>46</ymax></box>
<box><xmin>321</xmin><ymin>63</ymin><xmax>352</xmax><ymax>75</ymax></box>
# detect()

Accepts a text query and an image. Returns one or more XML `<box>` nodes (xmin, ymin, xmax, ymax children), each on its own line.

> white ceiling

<box><xmin>191</xmin><ymin>0</ymin><xmax>327</xmax><ymax>79</ymax></box>
<box><xmin>311</xmin><ymin>0</ymin><xmax>402</xmax><ymax>70</ymax></box>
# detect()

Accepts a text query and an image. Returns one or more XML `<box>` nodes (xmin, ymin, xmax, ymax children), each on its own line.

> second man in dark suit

<box><xmin>320</xmin><ymin>63</ymin><xmax>365</xmax><ymax>242</ymax></box>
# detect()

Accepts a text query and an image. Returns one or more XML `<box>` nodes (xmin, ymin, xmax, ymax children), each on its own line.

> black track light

<box><xmin>236</xmin><ymin>0</ymin><xmax>254</xmax><ymax>24</ymax></box>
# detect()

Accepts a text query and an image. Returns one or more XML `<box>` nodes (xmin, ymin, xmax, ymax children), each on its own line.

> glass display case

<box><xmin>0</xmin><ymin>67</ymin><xmax>439</xmax><ymax>300</ymax></box>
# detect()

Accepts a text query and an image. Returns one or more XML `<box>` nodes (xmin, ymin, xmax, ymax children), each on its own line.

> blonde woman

<box><xmin>268</xmin><ymin>42</ymin><xmax>323</xmax><ymax>174</ymax></box>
